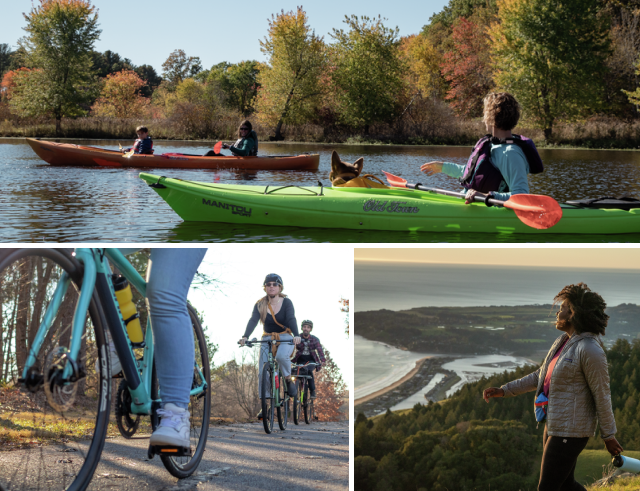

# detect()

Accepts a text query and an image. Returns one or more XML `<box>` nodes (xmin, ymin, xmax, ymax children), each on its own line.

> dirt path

<box><xmin>0</xmin><ymin>421</ymin><xmax>349</xmax><ymax>491</ymax></box>
<box><xmin>354</xmin><ymin>357</ymin><xmax>428</xmax><ymax>406</ymax></box>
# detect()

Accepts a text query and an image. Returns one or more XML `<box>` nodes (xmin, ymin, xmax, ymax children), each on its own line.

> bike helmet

<box><xmin>301</xmin><ymin>320</ymin><xmax>313</xmax><ymax>330</ymax></box>
<box><xmin>263</xmin><ymin>273</ymin><xmax>283</xmax><ymax>287</ymax></box>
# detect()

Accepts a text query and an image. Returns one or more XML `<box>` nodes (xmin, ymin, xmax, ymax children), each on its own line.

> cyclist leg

<box><xmin>257</xmin><ymin>337</ymin><xmax>271</xmax><ymax>419</ymax></box>
<box><xmin>147</xmin><ymin>248</ymin><xmax>207</xmax><ymax>447</ymax></box>
<box><xmin>274</xmin><ymin>334</ymin><xmax>296</xmax><ymax>396</ymax></box>
<box><xmin>308</xmin><ymin>370</ymin><xmax>316</xmax><ymax>398</ymax></box>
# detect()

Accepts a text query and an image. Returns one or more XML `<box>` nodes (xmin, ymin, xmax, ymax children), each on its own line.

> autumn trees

<box><xmin>255</xmin><ymin>7</ymin><xmax>326</xmax><ymax>140</ymax></box>
<box><xmin>13</xmin><ymin>0</ymin><xmax>101</xmax><ymax>135</ymax></box>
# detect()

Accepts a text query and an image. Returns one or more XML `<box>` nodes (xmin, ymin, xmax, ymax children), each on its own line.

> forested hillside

<box><xmin>356</xmin><ymin>304</ymin><xmax>640</xmax><ymax>355</ymax></box>
<box><xmin>355</xmin><ymin>339</ymin><xmax>640</xmax><ymax>491</ymax></box>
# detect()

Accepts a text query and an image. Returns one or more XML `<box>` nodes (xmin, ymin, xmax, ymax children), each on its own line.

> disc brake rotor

<box><xmin>43</xmin><ymin>346</ymin><xmax>78</xmax><ymax>412</ymax></box>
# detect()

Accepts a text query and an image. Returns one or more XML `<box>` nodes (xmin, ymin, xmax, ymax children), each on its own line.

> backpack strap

<box><xmin>265</xmin><ymin>302</ymin><xmax>296</xmax><ymax>359</ymax></box>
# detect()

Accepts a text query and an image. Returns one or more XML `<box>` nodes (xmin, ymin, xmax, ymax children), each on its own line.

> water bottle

<box><xmin>112</xmin><ymin>275</ymin><xmax>144</xmax><ymax>344</ymax></box>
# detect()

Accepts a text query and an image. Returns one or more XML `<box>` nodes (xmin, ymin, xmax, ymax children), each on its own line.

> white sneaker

<box><xmin>94</xmin><ymin>340</ymin><xmax>122</xmax><ymax>378</ymax></box>
<box><xmin>149</xmin><ymin>403</ymin><xmax>191</xmax><ymax>448</ymax></box>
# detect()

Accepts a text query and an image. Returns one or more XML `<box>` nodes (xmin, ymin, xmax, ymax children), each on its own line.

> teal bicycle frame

<box><xmin>20</xmin><ymin>248</ymin><xmax>207</xmax><ymax>416</ymax></box>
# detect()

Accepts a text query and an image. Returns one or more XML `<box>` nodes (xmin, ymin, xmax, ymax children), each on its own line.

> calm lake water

<box><xmin>2</xmin><ymin>138</ymin><xmax>640</xmax><ymax>242</ymax></box>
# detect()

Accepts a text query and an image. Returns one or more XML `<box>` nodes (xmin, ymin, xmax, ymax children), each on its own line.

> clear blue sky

<box><xmin>3</xmin><ymin>0</ymin><xmax>448</xmax><ymax>74</ymax></box>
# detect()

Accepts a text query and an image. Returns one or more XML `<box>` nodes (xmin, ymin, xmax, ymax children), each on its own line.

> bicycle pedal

<box><xmin>148</xmin><ymin>444</ymin><xmax>192</xmax><ymax>458</ymax></box>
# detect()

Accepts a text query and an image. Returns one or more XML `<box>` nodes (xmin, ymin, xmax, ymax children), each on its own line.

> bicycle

<box><xmin>239</xmin><ymin>338</ymin><xmax>294</xmax><ymax>434</ymax></box>
<box><xmin>0</xmin><ymin>248</ymin><xmax>211</xmax><ymax>491</ymax></box>
<box><xmin>291</xmin><ymin>362</ymin><xmax>319</xmax><ymax>425</ymax></box>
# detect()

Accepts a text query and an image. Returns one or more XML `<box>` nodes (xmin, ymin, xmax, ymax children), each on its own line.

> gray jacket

<box><xmin>500</xmin><ymin>332</ymin><xmax>616</xmax><ymax>440</ymax></box>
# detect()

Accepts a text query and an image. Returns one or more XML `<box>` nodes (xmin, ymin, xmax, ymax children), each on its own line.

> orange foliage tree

<box><xmin>1</xmin><ymin>68</ymin><xmax>36</xmax><ymax>100</ymax></box>
<box><xmin>440</xmin><ymin>16</ymin><xmax>494</xmax><ymax>117</ymax></box>
<box><xmin>314</xmin><ymin>348</ymin><xmax>348</xmax><ymax>421</ymax></box>
<box><xmin>91</xmin><ymin>70</ymin><xmax>150</xmax><ymax>118</ymax></box>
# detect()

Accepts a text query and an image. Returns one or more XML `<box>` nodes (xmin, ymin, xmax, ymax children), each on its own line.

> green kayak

<box><xmin>139</xmin><ymin>173</ymin><xmax>640</xmax><ymax>235</ymax></box>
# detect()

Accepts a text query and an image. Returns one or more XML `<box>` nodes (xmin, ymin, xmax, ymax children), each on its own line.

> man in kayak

<box><xmin>205</xmin><ymin>120</ymin><xmax>258</xmax><ymax>157</ymax></box>
<box><xmin>123</xmin><ymin>126</ymin><xmax>154</xmax><ymax>154</ymax></box>
<box><xmin>420</xmin><ymin>92</ymin><xmax>539</xmax><ymax>204</ymax></box>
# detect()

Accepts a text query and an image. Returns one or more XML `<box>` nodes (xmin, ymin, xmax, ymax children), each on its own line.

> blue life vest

<box><xmin>460</xmin><ymin>134</ymin><xmax>544</xmax><ymax>194</ymax></box>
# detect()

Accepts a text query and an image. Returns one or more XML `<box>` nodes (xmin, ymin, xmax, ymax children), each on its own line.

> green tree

<box><xmin>255</xmin><ymin>7</ymin><xmax>326</xmax><ymax>140</ymax></box>
<box><xmin>207</xmin><ymin>61</ymin><xmax>260</xmax><ymax>115</ymax></box>
<box><xmin>134</xmin><ymin>64</ymin><xmax>162</xmax><ymax>97</ymax></box>
<box><xmin>0</xmin><ymin>44</ymin><xmax>13</xmax><ymax>78</ymax></box>
<box><xmin>161</xmin><ymin>49</ymin><xmax>202</xmax><ymax>87</ymax></box>
<box><xmin>15</xmin><ymin>0</ymin><xmax>101</xmax><ymax>135</ymax></box>
<box><xmin>90</xmin><ymin>50</ymin><xmax>134</xmax><ymax>78</ymax></box>
<box><xmin>489</xmin><ymin>0</ymin><xmax>611</xmax><ymax>141</ymax></box>
<box><xmin>330</xmin><ymin>15</ymin><xmax>404</xmax><ymax>133</ymax></box>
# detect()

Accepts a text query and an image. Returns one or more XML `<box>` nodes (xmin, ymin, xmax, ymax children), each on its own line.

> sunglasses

<box><xmin>240</xmin><ymin>127</ymin><xmax>249</xmax><ymax>131</ymax></box>
<box><xmin>265</xmin><ymin>282</ymin><xmax>280</xmax><ymax>287</ymax></box>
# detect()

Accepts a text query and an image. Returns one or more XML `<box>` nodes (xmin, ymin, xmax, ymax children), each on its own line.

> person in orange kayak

<box><xmin>419</xmin><ymin>92</ymin><xmax>542</xmax><ymax>205</ymax></box>
<box><xmin>123</xmin><ymin>125</ymin><xmax>154</xmax><ymax>154</ymax></box>
<box><xmin>205</xmin><ymin>120</ymin><xmax>258</xmax><ymax>157</ymax></box>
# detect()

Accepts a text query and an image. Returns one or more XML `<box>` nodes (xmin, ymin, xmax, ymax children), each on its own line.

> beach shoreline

<box><xmin>354</xmin><ymin>357</ymin><xmax>428</xmax><ymax>406</ymax></box>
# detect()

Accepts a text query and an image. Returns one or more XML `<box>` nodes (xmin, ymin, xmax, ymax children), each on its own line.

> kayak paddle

<box><xmin>382</xmin><ymin>171</ymin><xmax>562</xmax><ymax>230</ymax></box>
<box><xmin>123</xmin><ymin>149</ymin><xmax>135</xmax><ymax>158</ymax></box>
<box><xmin>118</xmin><ymin>142</ymin><xmax>123</xmax><ymax>151</ymax></box>
<box><xmin>213</xmin><ymin>141</ymin><xmax>223</xmax><ymax>154</ymax></box>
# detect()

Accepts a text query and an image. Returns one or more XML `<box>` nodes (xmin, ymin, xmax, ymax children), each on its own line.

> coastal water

<box><xmin>2</xmin><ymin>139</ymin><xmax>640</xmax><ymax>242</ymax></box>
<box><xmin>355</xmin><ymin>335</ymin><xmax>532</xmax><ymax>408</ymax></box>
<box><xmin>354</xmin><ymin>334</ymin><xmax>428</xmax><ymax>400</ymax></box>
<box><xmin>355</xmin><ymin>261</ymin><xmax>640</xmax><ymax>407</ymax></box>
<box><xmin>355</xmin><ymin>261</ymin><xmax>640</xmax><ymax>312</ymax></box>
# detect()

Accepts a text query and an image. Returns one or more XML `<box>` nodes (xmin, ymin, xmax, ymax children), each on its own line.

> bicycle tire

<box><xmin>0</xmin><ymin>248</ymin><xmax>111</xmax><ymax>491</ymax></box>
<box><xmin>155</xmin><ymin>304</ymin><xmax>211</xmax><ymax>479</ymax></box>
<box><xmin>293</xmin><ymin>378</ymin><xmax>303</xmax><ymax>425</ymax></box>
<box><xmin>261</xmin><ymin>361</ymin><xmax>274</xmax><ymax>434</ymax></box>
<box><xmin>304</xmin><ymin>384</ymin><xmax>311</xmax><ymax>424</ymax></box>
<box><xmin>276</xmin><ymin>369</ymin><xmax>288</xmax><ymax>430</ymax></box>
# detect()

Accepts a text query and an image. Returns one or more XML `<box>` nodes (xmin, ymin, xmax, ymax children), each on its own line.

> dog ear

<box><xmin>353</xmin><ymin>157</ymin><xmax>364</xmax><ymax>174</ymax></box>
<box><xmin>331</xmin><ymin>150</ymin><xmax>341</xmax><ymax>169</ymax></box>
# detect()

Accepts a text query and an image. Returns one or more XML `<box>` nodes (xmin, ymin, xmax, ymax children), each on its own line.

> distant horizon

<box><xmin>354</xmin><ymin>302</ymin><xmax>638</xmax><ymax>313</ymax></box>
<box><xmin>355</xmin><ymin>257</ymin><xmax>636</xmax><ymax>271</ymax></box>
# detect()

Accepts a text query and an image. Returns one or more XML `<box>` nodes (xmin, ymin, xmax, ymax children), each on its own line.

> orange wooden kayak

<box><xmin>25</xmin><ymin>138</ymin><xmax>320</xmax><ymax>170</ymax></box>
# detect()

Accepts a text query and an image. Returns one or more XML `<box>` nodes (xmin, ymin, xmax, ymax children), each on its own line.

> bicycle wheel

<box><xmin>152</xmin><ymin>304</ymin><xmax>211</xmax><ymax>479</ymax></box>
<box><xmin>260</xmin><ymin>361</ymin><xmax>274</xmax><ymax>434</ymax></box>
<box><xmin>0</xmin><ymin>248</ymin><xmax>111</xmax><ymax>491</ymax></box>
<box><xmin>276</xmin><ymin>369</ymin><xmax>288</xmax><ymax>431</ymax></box>
<box><xmin>304</xmin><ymin>383</ymin><xmax>312</xmax><ymax>424</ymax></box>
<box><xmin>292</xmin><ymin>378</ymin><xmax>303</xmax><ymax>425</ymax></box>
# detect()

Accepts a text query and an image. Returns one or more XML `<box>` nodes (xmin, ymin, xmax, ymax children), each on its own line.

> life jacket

<box><xmin>333</xmin><ymin>174</ymin><xmax>389</xmax><ymax>189</ymax></box>
<box><xmin>234</xmin><ymin>130</ymin><xmax>258</xmax><ymax>156</ymax></box>
<box><xmin>460</xmin><ymin>134</ymin><xmax>543</xmax><ymax>194</ymax></box>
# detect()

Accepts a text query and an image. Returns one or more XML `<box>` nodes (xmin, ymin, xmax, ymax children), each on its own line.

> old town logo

<box><xmin>202</xmin><ymin>198</ymin><xmax>252</xmax><ymax>217</ymax></box>
<box><xmin>363</xmin><ymin>199</ymin><xmax>419</xmax><ymax>214</ymax></box>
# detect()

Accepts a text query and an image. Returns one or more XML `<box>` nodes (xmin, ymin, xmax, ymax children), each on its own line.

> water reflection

<box><xmin>2</xmin><ymin>138</ymin><xmax>640</xmax><ymax>242</ymax></box>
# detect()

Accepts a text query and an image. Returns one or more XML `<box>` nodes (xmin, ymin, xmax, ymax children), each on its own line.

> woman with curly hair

<box><xmin>482</xmin><ymin>283</ymin><xmax>623</xmax><ymax>491</ymax></box>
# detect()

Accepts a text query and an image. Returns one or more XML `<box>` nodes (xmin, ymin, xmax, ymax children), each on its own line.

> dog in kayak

<box><xmin>329</xmin><ymin>151</ymin><xmax>388</xmax><ymax>188</ymax></box>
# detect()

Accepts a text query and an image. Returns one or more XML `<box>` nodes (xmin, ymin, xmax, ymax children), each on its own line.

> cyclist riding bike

<box><xmin>292</xmin><ymin>320</ymin><xmax>326</xmax><ymax>399</ymax></box>
<box><xmin>239</xmin><ymin>273</ymin><xmax>301</xmax><ymax>419</ymax></box>
<box><xmin>108</xmin><ymin>248</ymin><xmax>207</xmax><ymax>449</ymax></box>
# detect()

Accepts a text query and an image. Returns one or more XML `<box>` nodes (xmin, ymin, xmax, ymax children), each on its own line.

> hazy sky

<box><xmin>355</xmin><ymin>247</ymin><xmax>640</xmax><ymax>270</ymax></box>
<box><xmin>184</xmin><ymin>244</ymin><xmax>353</xmax><ymax>389</ymax></box>
<box><xmin>3</xmin><ymin>0</ymin><xmax>448</xmax><ymax>74</ymax></box>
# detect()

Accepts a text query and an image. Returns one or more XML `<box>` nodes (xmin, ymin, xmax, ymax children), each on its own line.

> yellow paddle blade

<box><xmin>123</xmin><ymin>150</ymin><xmax>135</xmax><ymax>159</ymax></box>
<box><xmin>118</xmin><ymin>142</ymin><xmax>123</xmax><ymax>151</ymax></box>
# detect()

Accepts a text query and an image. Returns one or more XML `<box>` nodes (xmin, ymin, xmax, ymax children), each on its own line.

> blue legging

<box><xmin>145</xmin><ymin>249</ymin><xmax>207</xmax><ymax>409</ymax></box>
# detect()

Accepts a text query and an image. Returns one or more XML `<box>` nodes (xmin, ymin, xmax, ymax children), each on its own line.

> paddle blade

<box><xmin>123</xmin><ymin>149</ymin><xmax>135</xmax><ymax>159</ymax></box>
<box><xmin>213</xmin><ymin>141</ymin><xmax>223</xmax><ymax>154</ymax></box>
<box><xmin>506</xmin><ymin>194</ymin><xmax>562</xmax><ymax>229</ymax></box>
<box><xmin>118</xmin><ymin>142</ymin><xmax>123</xmax><ymax>151</ymax></box>
<box><xmin>382</xmin><ymin>170</ymin><xmax>408</xmax><ymax>188</ymax></box>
